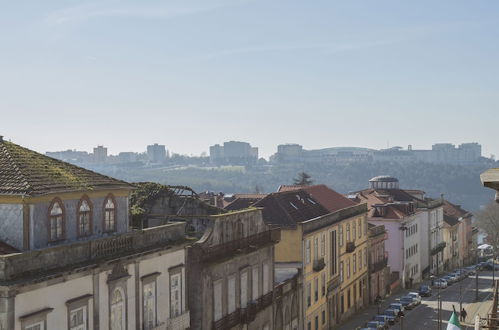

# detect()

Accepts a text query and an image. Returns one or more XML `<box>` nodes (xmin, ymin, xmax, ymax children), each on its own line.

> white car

<box><xmin>433</xmin><ymin>279</ymin><xmax>448</xmax><ymax>288</ymax></box>
<box><xmin>408</xmin><ymin>292</ymin><xmax>422</xmax><ymax>305</ymax></box>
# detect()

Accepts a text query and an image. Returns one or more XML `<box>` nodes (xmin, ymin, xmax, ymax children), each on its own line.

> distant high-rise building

<box><xmin>147</xmin><ymin>143</ymin><xmax>166</xmax><ymax>163</ymax></box>
<box><xmin>209</xmin><ymin>141</ymin><xmax>258</xmax><ymax>165</ymax></box>
<box><xmin>93</xmin><ymin>145</ymin><xmax>108</xmax><ymax>164</ymax></box>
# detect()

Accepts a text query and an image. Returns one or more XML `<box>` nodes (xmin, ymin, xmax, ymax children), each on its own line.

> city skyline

<box><xmin>2</xmin><ymin>1</ymin><xmax>499</xmax><ymax>159</ymax></box>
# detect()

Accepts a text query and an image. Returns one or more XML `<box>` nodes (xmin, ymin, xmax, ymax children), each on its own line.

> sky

<box><xmin>1</xmin><ymin>0</ymin><xmax>499</xmax><ymax>159</ymax></box>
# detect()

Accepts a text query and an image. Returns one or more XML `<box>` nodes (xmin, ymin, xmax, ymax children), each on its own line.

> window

<box><xmin>353</xmin><ymin>283</ymin><xmax>357</xmax><ymax>300</ymax></box>
<box><xmin>322</xmin><ymin>310</ymin><xmax>326</xmax><ymax>325</ymax></box>
<box><xmin>213</xmin><ymin>280</ymin><xmax>223</xmax><ymax>321</ymax></box>
<box><xmin>330</xmin><ymin>230</ymin><xmax>337</xmax><ymax>275</ymax></box>
<box><xmin>358</xmin><ymin>219</ymin><xmax>362</xmax><ymax>238</ymax></box>
<box><xmin>314</xmin><ymin>278</ymin><xmax>319</xmax><ymax>302</ymax></box>
<box><xmin>252</xmin><ymin>266</ymin><xmax>259</xmax><ymax>301</ymax></box>
<box><xmin>352</xmin><ymin>224</ymin><xmax>356</xmax><ymax>241</ymax></box>
<box><xmin>340</xmin><ymin>261</ymin><xmax>344</xmax><ymax>283</ymax></box>
<box><xmin>228</xmin><ymin>275</ymin><xmax>236</xmax><ymax>314</ymax></box>
<box><xmin>321</xmin><ymin>273</ymin><xmax>326</xmax><ymax>297</ymax></box>
<box><xmin>346</xmin><ymin>223</ymin><xmax>350</xmax><ymax>242</ymax></box>
<box><xmin>241</xmin><ymin>272</ymin><xmax>248</xmax><ymax>308</ymax></box>
<box><xmin>340</xmin><ymin>294</ymin><xmax>344</xmax><ymax>314</ymax></box>
<box><xmin>69</xmin><ymin>307</ymin><xmax>87</xmax><ymax>330</ymax></box>
<box><xmin>306</xmin><ymin>240</ymin><xmax>311</xmax><ymax>264</ymax></box>
<box><xmin>307</xmin><ymin>282</ymin><xmax>311</xmax><ymax>307</ymax></box>
<box><xmin>347</xmin><ymin>258</ymin><xmax>350</xmax><ymax>279</ymax></box>
<box><xmin>364</xmin><ymin>247</ymin><xmax>367</xmax><ymax>267</ymax></box>
<box><xmin>110</xmin><ymin>288</ymin><xmax>125</xmax><ymax>330</ymax></box>
<box><xmin>353</xmin><ymin>254</ymin><xmax>356</xmax><ymax>274</ymax></box>
<box><xmin>307</xmin><ymin>322</ymin><xmax>311</xmax><ymax>330</ymax></box>
<box><xmin>77</xmin><ymin>197</ymin><xmax>92</xmax><ymax>237</ymax></box>
<box><xmin>339</xmin><ymin>225</ymin><xmax>343</xmax><ymax>247</ymax></box>
<box><xmin>359</xmin><ymin>250</ymin><xmax>362</xmax><ymax>270</ymax></box>
<box><xmin>25</xmin><ymin>323</ymin><xmax>44</xmax><ymax>330</ymax></box>
<box><xmin>347</xmin><ymin>289</ymin><xmax>351</xmax><ymax>308</ymax></box>
<box><xmin>48</xmin><ymin>198</ymin><xmax>64</xmax><ymax>241</ymax></box>
<box><xmin>321</xmin><ymin>233</ymin><xmax>325</xmax><ymax>257</ymax></box>
<box><xmin>315</xmin><ymin>316</ymin><xmax>318</xmax><ymax>330</ymax></box>
<box><xmin>104</xmin><ymin>195</ymin><xmax>117</xmax><ymax>232</ymax></box>
<box><xmin>143</xmin><ymin>282</ymin><xmax>156</xmax><ymax>329</ymax></box>
<box><xmin>263</xmin><ymin>263</ymin><xmax>270</xmax><ymax>293</ymax></box>
<box><xmin>170</xmin><ymin>273</ymin><xmax>182</xmax><ymax>317</ymax></box>
<box><xmin>359</xmin><ymin>280</ymin><xmax>363</xmax><ymax>297</ymax></box>
<box><xmin>364</xmin><ymin>218</ymin><xmax>368</xmax><ymax>237</ymax></box>
<box><xmin>314</xmin><ymin>237</ymin><xmax>319</xmax><ymax>261</ymax></box>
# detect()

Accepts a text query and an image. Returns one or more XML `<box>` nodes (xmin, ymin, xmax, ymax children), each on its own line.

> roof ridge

<box><xmin>0</xmin><ymin>142</ymin><xmax>31</xmax><ymax>194</ymax></box>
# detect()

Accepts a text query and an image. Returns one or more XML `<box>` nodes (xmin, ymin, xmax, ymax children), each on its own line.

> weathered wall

<box><xmin>7</xmin><ymin>246</ymin><xmax>186</xmax><ymax>330</ymax></box>
<box><xmin>31</xmin><ymin>195</ymin><xmax>128</xmax><ymax>249</ymax></box>
<box><xmin>0</xmin><ymin>204</ymin><xmax>23</xmax><ymax>250</ymax></box>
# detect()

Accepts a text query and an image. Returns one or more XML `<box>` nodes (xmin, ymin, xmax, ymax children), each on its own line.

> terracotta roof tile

<box><xmin>0</xmin><ymin>140</ymin><xmax>132</xmax><ymax>196</ymax></box>
<box><xmin>277</xmin><ymin>184</ymin><xmax>357</xmax><ymax>212</ymax></box>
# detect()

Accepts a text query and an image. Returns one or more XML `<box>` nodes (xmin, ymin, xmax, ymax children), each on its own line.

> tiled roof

<box><xmin>277</xmin><ymin>184</ymin><xmax>356</xmax><ymax>212</ymax></box>
<box><xmin>254</xmin><ymin>190</ymin><xmax>329</xmax><ymax>227</ymax></box>
<box><xmin>443</xmin><ymin>200</ymin><xmax>471</xmax><ymax>221</ymax></box>
<box><xmin>443</xmin><ymin>215</ymin><xmax>460</xmax><ymax>227</ymax></box>
<box><xmin>0</xmin><ymin>140</ymin><xmax>133</xmax><ymax>196</ymax></box>
<box><xmin>224</xmin><ymin>196</ymin><xmax>264</xmax><ymax>211</ymax></box>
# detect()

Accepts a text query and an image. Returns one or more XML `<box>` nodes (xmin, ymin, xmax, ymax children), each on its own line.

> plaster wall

<box><xmin>15</xmin><ymin>276</ymin><xmax>94</xmax><ymax>330</ymax></box>
<box><xmin>0</xmin><ymin>203</ymin><xmax>23</xmax><ymax>250</ymax></box>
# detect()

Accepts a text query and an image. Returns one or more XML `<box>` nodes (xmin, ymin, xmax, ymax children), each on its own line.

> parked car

<box><xmin>388</xmin><ymin>303</ymin><xmax>404</xmax><ymax>313</ymax></box>
<box><xmin>465</xmin><ymin>265</ymin><xmax>476</xmax><ymax>275</ymax></box>
<box><xmin>365</xmin><ymin>320</ymin><xmax>385</xmax><ymax>330</ymax></box>
<box><xmin>384</xmin><ymin>309</ymin><xmax>400</xmax><ymax>322</ymax></box>
<box><xmin>477</xmin><ymin>262</ymin><xmax>488</xmax><ymax>270</ymax></box>
<box><xmin>398</xmin><ymin>296</ymin><xmax>417</xmax><ymax>310</ymax></box>
<box><xmin>376</xmin><ymin>314</ymin><xmax>395</xmax><ymax>326</ymax></box>
<box><xmin>408</xmin><ymin>292</ymin><xmax>422</xmax><ymax>305</ymax></box>
<box><xmin>442</xmin><ymin>275</ymin><xmax>456</xmax><ymax>284</ymax></box>
<box><xmin>433</xmin><ymin>279</ymin><xmax>448</xmax><ymax>288</ymax></box>
<box><xmin>484</xmin><ymin>261</ymin><xmax>499</xmax><ymax>271</ymax></box>
<box><xmin>419</xmin><ymin>285</ymin><xmax>432</xmax><ymax>297</ymax></box>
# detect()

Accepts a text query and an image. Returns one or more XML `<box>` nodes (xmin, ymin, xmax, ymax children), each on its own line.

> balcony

<box><xmin>327</xmin><ymin>276</ymin><xmax>341</xmax><ymax>293</ymax></box>
<box><xmin>371</xmin><ymin>257</ymin><xmax>388</xmax><ymax>273</ymax></box>
<box><xmin>346</xmin><ymin>241</ymin><xmax>356</xmax><ymax>253</ymax></box>
<box><xmin>194</xmin><ymin>229</ymin><xmax>281</xmax><ymax>263</ymax></box>
<box><xmin>212</xmin><ymin>292</ymin><xmax>273</xmax><ymax>330</ymax></box>
<box><xmin>313</xmin><ymin>258</ymin><xmax>326</xmax><ymax>272</ymax></box>
<box><xmin>431</xmin><ymin>242</ymin><xmax>446</xmax><ymax>256</ymax></box>
<box><xmin>167</xmin><ymin>311</ymin><xmax>190</xmax><ymax>330</ymax></box>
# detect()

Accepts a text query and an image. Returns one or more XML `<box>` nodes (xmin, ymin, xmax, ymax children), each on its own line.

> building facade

<box><xmin>187</xmin><ymin>209</ymin><xmax>281</xmax><ymax>330</ymax></box>
<box><xmin>0</xmin><ymin>137</ymin><xmax>190</xmax><ymax>330</ymax></box>
<box><xmin>368</xmin><ymin>224</ymin><xmax>390</xmax><ymax>302</ymax></box>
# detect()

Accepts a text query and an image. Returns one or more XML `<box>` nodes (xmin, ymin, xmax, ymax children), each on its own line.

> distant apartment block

<box><xmin>272</xmin><ymin>142</ymin><xmax>482</xmax><ymax>165</ymax></box>
<box><xmin>209</xmin><ymin>141</ymin><xmax>258</xmax><ymax>166</ymax></box>
<box><xmin>147</xmin><ymin>143</ymin><xmax>167</xmax><ymax>163</ymax></box>
<box><xmin>93</xmin><ymin>145</ymin><xmax>108</xmax><ymax>164</ymax></box>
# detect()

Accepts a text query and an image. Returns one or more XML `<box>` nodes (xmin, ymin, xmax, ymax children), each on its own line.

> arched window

<box><xmin>104</xmin><ymin>195</ymin><xmax>117</xmax><ymax>232</ymax></box>
<box><xmin>110</xmin><ymin>288</ymin><xmax>125</xmax><ymax>330</ymax></box>
<box><xmin>77</xmin><ymin>196</ymin><xmax>92</xmax><ymax>237</ymax></box>
<box><xmin>48</xmin><ymin>198</ymin><xmax>65</xmax><ymax>241</ymax></box>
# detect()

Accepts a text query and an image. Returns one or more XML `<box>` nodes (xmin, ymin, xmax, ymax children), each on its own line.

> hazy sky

<box><xmin>1</xmin><ymin>0</ymin><xmax>498</xmax><ymax>158</ymax></box>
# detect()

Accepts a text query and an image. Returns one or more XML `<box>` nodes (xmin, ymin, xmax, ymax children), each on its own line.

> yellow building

<box><xmin>255</xmin><ymin>185</ymin><xmax>368</xmax><ymax>330</ymax></box>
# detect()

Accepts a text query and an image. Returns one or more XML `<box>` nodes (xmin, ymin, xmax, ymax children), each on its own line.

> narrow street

<box><xmin>338</xmin><ymin>270</ymin><xmax>496</xmax><ymax>329</ymax></box>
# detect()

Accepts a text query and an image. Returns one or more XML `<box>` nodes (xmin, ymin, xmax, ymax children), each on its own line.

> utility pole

<box><xmin>476</xmin><ymin>249</ymin><xmax>479</xmax><ymax>302</ymax></box>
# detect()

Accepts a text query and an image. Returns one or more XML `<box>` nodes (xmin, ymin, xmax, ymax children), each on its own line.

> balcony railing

<box><xmin>212</xmin><ymin>292</ymin><xmax>273</xmax><ymax>330</ymax></box>
<box><xmin>313</xmin><ymin>258</ymin><xmax>326</xmax><ymax>272</ymax></box>
<box><xmin>194</xmin><ymin>229</ymin><xmax>280</xmax><ymax>263</ymax></box>
<box><xmin>431</xmin><ymin>242</ymin><xmax>446</xmax><ymax>256</ymax></box>
<box><xmin>167</xmin><ymin>311</ymin><xmax>190</xmax><ymax>330</ymax></box>
<box><xmin>371</xmin><ymin>257</ymin><xmax>388</xmax><ymax>273</ymax></box>
<box><xmin>327</xmin><ymin>276</ymin><xmax>341</xmax><ymax>293</ymax></box>
<box><xmin>346</xmin><ymin>241</ymin><xmax>356</xmax><ymax>253</ymax></box>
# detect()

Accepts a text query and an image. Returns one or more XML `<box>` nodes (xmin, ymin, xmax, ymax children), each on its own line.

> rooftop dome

<box><xmin>369</xmin><ymin>176</ymin><xmax>399</xmax><ymax>189</ymax></box>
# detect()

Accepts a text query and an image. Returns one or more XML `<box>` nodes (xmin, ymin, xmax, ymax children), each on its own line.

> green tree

<box><xmin>293</xmin><ymin>172</ymin><xmax>313</xmax><ymax>186</ymax></box>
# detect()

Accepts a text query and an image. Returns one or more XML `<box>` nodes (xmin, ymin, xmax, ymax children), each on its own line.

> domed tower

<box><xmin>369</xmin><ymin>175</ymin><xmax>399</xmax><ymax>190</ymax></box>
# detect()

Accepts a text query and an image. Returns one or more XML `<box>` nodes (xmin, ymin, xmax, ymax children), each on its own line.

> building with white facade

<box><xmin>0</xmin><ymin>137</ymin><xmax>189</xmax><ymax>330</ymax></box>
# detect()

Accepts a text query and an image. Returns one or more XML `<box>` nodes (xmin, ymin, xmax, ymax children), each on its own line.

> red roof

<box><xmin>443</xmin><ymin>200</ymin><xmax>471</xmax><ymax>221</ymax></box>
<box><xmin>277</xmin><ymin>184</ymin><xmax>356</xmax><ymax>213</ymax></box>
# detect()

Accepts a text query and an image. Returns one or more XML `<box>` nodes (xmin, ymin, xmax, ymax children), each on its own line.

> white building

<box><xmin>0</xmin><ymin>137</ymin><xmax>189</xmax><ymax>330</ymax></box>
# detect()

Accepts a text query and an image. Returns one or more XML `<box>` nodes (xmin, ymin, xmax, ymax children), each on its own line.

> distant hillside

<box><xmin>94</xmin><ymin>160</ymin><xmax>497</xmax><ymax>212</ymax></box>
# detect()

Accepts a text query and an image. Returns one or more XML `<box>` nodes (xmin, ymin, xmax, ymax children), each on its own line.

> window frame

<box><xmin>77</xmin><ymin>195</ymin><xmax>93</xmax><ymax>238</ymax></box>
<box><xmin>48</xmin><ymin>197</ymin><xmax>65</xmax><ymax>242</ymax></box>
<box><xmin>142</xmin><ymin>273</ymin><xmax>160</xmax><ymax>330</ymax></box>
<box><xmin>20</xmin><ymin>308</ymin><xmax>53</xmax><ymax>330</ymax></box>
<box><xmin>103</xmin><ymin>194</ymin><xmax>117</xmax><ymax>233</ymax></box>
<box><xmin>66</xmin><ymin>294</ymin><xmax>92</xmax><ymax>330</ymax></box>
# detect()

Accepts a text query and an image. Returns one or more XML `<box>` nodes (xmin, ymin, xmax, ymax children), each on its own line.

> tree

<box><xmin>293</xmin><ymin>172</ymin><xmax>313</xmax><ymax>186</ymax></box>
<box><xmin>475</xmin><ymin>201</ymin><xmax>499</xmax><ymax>251</ymax></box>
